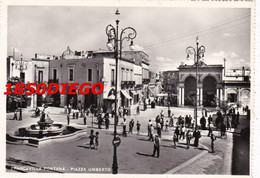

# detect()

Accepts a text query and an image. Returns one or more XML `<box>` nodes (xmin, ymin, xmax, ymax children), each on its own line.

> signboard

<box><xmin>112</xmin><ymin>136</ymin><xmax>121</xmax><ymax>147</ymax></box>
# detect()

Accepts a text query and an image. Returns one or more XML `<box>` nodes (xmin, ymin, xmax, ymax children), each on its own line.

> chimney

<box><xmin>35</xmin><ymin>53</ymin><xmax>38</xmax><ymax>58</ymax></box>
<box><xmin>242</xmin><ymin>66</ymin><xmax>245</xmax><ymax>76</ymax></box>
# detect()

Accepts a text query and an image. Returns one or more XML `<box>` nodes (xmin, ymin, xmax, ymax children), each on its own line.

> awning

<box><xmin>130</xmin><ymin>90</ymin><xmax>138</xmax><ymax>95</ymax></box>
<box><xmin>156</xmin><ymin>93</ymin><xmax>168</xmax><ymax>97</ymax></box>
<box><xmin>121</xmin><ymin>90</ymin><xmax>132</xmax><ymax>100</ymax></box>
<box><xmin>107</xmin><ymin>94</ymin><xmax>115</xmax><ymax>100</ymax></box>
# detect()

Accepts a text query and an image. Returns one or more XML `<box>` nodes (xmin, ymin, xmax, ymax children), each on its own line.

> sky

<box><xmin>8</xmin><ymin>6</ymin><xmax>251</xmax><ymax>72</ymax></box>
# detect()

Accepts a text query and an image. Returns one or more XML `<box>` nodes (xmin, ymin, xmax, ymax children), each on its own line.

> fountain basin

<box><xmin>6</xmin><ymin>125</ymin><xmax>87</xmax><ymax>148</ymax></box>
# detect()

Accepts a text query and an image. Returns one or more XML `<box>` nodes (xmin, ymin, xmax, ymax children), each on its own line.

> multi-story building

<box><xmin>7</xmin><ymin>47</ymin><xmax>150</xmax><ymax>112</ymax></box>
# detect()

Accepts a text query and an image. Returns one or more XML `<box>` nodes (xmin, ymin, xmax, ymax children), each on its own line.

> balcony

<box><xmin>121</xmin><ymin>81</ymin><xmax>135</xmax><ymax>89</ymax></box>
<box><xmin>142</xmin><ymin>78</ymin><xmax>150</xmax><ymax>84</ymax></box>
<box><xmin>48</xmin><ymin>79</ymin><xmax>59</xmax><ymax>84</ymax></box>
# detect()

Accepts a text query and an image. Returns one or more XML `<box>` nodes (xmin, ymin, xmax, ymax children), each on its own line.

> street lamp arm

<box><xmin>106</xmin><ymin>24</ymin><xmax>116</xmax><ymax>40</ymax></box>
<box><xmin>120</xmin><ymin>27</ymin><xmax>137</xmax><ymax>42</ymax></box>
<box><xmin>198</xmin><ymin>45</ymin><xmax>206</xmax><ymax>57</ymax></box>
<box><xmin>186</xmin><ymin>46</ymin><xmax>196</xmax><ymax>63</ymax></box>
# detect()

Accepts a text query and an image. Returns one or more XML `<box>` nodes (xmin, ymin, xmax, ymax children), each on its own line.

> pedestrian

<box><xmin>67</xmin><ymin>113</ymin><xmax>70</xmax><ymax>125</ymax></box>
<box><xmin>152</xmin><ymin>134</ymin><xmax>160</xmax><ymax>158</ymax></box>
<box><xmin>160</xmin><ymin>110</ymin><xmax>164</xmax><ymax>120</ymax></box>
<box><xmin>148</xmin><ymin>124</ymin><xmax>154</xmax><ymax>141</ymax></box>
<box><xmin>186</xmin><ymin>130</ymin><xmax>192</xmax><ymax>149</ymax></box>
<box><xmin>174</xmin><ymin>126</ymin><xmax>180</xmax><ymax>142</ymax></box>
<box><xmin>156</xmin><ymin>122</ymin><xmax>162</xmax><ymax>138</ymax></box>
<box><xmin>210</xmin><ymin>132</ymin><xmax>217</xmax><ymax>153</ymax></box>
<box><xmin>165</xmin><ymin>120</ymin><xmax>169</xmax><ymax>131</ymax></box>
<box><xmin>105</xmin><ymin>112</ymin><xmax>110</xmax><ymax>129</ymax></box>
<box><xmin>136</xmin><ymin>106</ymin><xmax>140</xmax><ymax>115</ymax></box>
<box><xmin>76</xmin><ymin>110</ymin><xmax>79</xmax><ymax>119</ymax></box>
<box><xmin>226</xmin><ymin>115</ymin><xmax>232</xmax><ymax>130</ymax></box>
<box><xmin>148</xmin><ymin>119</ymin><xmax>152</xmax><ymax>137</ymax></box>
<box><xmin>68</xmin><ymin>104</ymin><xmax>72</xmax><ymax>114</ymax></box>
<box><xmin>136</xmin><ymin>121</ymin><xmax>141</xmax><ymax>135</ymax></box>
<box><xmin>160</xmin><ymin>115</ymin><xmax>164</xmax><ymax>131</ymax></box>
<box><xmin>200</xmin><ymin>115</ymin><xmax>206</xmax><ymax>130</ymax></box>
<box><xmin>129</xmin><ymin>119</ymin><xmax>134</xmax><ymax>134</ymax></box>
<box><xmin>13</xmin><ymin>110</ymin><xmax>18</xmax><ymax>120</ymax></box>
<box><xmin>208</xmin><ymin>115</ymin><xmax>213</xmax><ymax>126</ymax></box>
<box><xmin>83</xmin><ymin>112</ymin><xmax>87</xmax><ymax>125</ymax></box>
<box><xmin>173</xmin><ymin>132</ymin><xmax>178</xmax><ymax>148</ymax></box>
<box><xmin>95</xmin><ymin>132</ymin><xmax>99</xmax><ymax>150</ymax></box>
<box><xmin>185</xmin><ymin>115</ymin><xmax>189</xmax><ymax>127</ymax></box>
<box><xmin>122</xmin><ymin>118</ymin><xmax>127</xmax><ymax>137</ymax></box>
<box><xmin>89</xmin><ymin>129</ymin><xmax>95</xmax><ymax>149</ymax></box>
<box><xmin>98</xmin><ymin>113</ymin><xmax>103</xmax><ymax>129</ymax></box>
<box><xmin>155</xmin><ymin>115</ymin><xmax>160</xmax><ymax>124</ymax></box>
<box><xmin>208</xmin><ymin>122</ymin><xmax>213</xmax><ymax>137</ymax></box>
<box><xmin>168</xmin><ymin>106</ymin><xmax>171</xmax><ymax>117</ymax></box>
<box><xmin>191</xmin><ymin>118</ymin><xmax>195</xmax><ymax>129</ymax></box>
<box><xmin>73</xmin><ymin>111</ymin><xmax>75</xmax><ymax>119</ymax></box>
<box><xmin>220</xmin><ymin>122</ymin><xmax>226</xmax><ymax>138</ymax></box>
<box><xmin>181</xmin><ymin>125</ymin><xmax>186</xmax><ymax>140</ymax></box>
<box><xmin>170</xmin><ymin>114</ymin><xmax>174</xmax><ymax>127</ymax></box>
<box><xmin>193</xmin><ymin>127</ymin><xmax>201</xmax><ymax>147</ymax></box>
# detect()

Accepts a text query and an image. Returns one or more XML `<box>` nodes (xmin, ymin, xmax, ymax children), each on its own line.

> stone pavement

<box><xmin>5</xmin><ymin>105</ymin><xmax>245</xmax><ymax>174</ymax></box>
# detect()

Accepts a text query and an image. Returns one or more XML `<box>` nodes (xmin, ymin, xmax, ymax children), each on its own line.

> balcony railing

<box><xmin>121</xmin><ymin>81</ymin><xmax>135</xmax><ymax>89</ymax></box>
<box><xmin>143</xmin><ymin>78</ymin><xmax>150</xmax><ymax>84</ymax></box>
<box><xmin>48</xmin><ymin>79</ymin><xmax>59</xmax><ymax>84</ymax></box>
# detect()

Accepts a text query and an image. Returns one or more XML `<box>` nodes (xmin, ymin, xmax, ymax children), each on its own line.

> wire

<box><xmin>142</xmin><ymin>13</ymin><xmax>250</xmax><ymax>48</ymax></box>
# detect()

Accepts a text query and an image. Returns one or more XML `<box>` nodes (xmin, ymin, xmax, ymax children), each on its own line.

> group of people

<box><xmin>88</xmin><ymin>129</ymin><xmax>99</xmax><ymax>150</ymax></box>
<box><xmin>121</xmin><ymin>118</ymin><xmax>141</xmax><ymax>137</ymax></box>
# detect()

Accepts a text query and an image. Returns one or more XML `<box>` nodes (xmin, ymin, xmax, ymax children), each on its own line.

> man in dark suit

<box><xmin>193</xmin><ymin>128</ymin><xmax>201</xmax><ymax>147</ymax></box>
<box><xmin>152</xmin><ymin>134</ymin><xmax>161</xmax><ymax>158</ymax></box>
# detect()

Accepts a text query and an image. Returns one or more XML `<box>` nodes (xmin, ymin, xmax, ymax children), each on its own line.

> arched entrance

<box><xmin>67</xmin><ymin>88</ymin><xmax>77</xmax><ymax>109</ymax></box>
<box><xmin>240</xmin><ymin>89</ymin><xmax>250</xmax><ymax>107</ymax></box>
<box><xmin>184</xmin><ymin>76</ymin><xmax>196</xmax><ymax>106</ymax></box>
<box><xmin>85</xmin><ymin>90</ymin><xmax>97</xmax><ymax>108</ymax></box>
<box><xmin>203</xmin><ymin>76</ymin><xmax>217</xmax><ymax>107</ymax></box>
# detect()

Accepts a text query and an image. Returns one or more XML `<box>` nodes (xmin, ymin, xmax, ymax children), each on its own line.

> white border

<box><xmin>0</xmin><ymin>1</ymin><xmax>256</xmax><ymax>178</ymax></box>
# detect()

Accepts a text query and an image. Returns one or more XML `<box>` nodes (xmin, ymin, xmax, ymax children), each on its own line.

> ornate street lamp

<box><xmin>13</xmin><ymin>54</ymin><xmax>28</xmax><ymax>120</ymax></box>
<box><xmin>186</xmin><ymin>36</ymin><xmax>205</xmax><ymax>127</ymax></box>
<box><xmin>105</xmin><ymin>9</ymin><xmax>137</xmax><ymax>174</ymax></box>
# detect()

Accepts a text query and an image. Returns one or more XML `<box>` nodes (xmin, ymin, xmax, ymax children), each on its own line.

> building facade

<box><xmin>162</xmin><ymin>61</ymin><xmax>250</xmax><ymax>109</ymax></box>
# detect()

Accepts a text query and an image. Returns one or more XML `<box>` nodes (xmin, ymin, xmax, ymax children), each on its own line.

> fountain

<box><xmin>6</xmin><ymin>107</ymin><xmax>87</xmax><ymax>147</ymax></box>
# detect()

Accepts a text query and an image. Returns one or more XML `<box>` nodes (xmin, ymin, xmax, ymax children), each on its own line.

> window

<box><xmin>111</xmin><ymin>69</ymin><xmax>115</xmax><ymax>85</ymax></box>
<box><xmin>53</xmin><ymin>69</ymin><xmax>57</xmax><ymax>80</ymax></box>
<box><xmin>227</xmin><ymin>93</ymin><xmax>237</xmax><ymax>103</ymax></box>
<box><xmin>97</xmin><ymin>70</ymin><xmax>100</xmax><ymax>82</ymax></box>
<box><xmin>69</xmin><ymin>68</ymin><xmax>74</xmax><ymax>81</ymax></box>
<box><xmin>88</xmin><ymin>68</ymin><xmax>92</xmax><ymax>81</ymax></box>
<box><xmin>38</xmin><ymin>71</ymin><xmax>43</xmax><ymax>83</ymax></box>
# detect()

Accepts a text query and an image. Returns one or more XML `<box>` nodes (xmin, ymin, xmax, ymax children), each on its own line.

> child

<box><xmin>89</xmin><ymin>129</ymin><xmax>95</xmax><ymax>149</ymax></box>
<box><xmin>173</xmin><ymin>132</ymin><xmax>178</xmax><ymax>148</ymax></box>
<box><xmin>165</xmin><ymin>120</ymin><xmax>169</xmax><ymax>131</ymax></box>
<box><xmin>95</xmin><ymin>132</ymin><xmax>99</xmax><ymax>150</ymax></box>
<box><xmin>211</xmin><ymin>133</ymin><xmax>217</xmax><ymax>153</ymax></box>
<box><xmin>136</xmin><ymin>121</ymin><xmax>141</xmax><ymax>135</ymax></box>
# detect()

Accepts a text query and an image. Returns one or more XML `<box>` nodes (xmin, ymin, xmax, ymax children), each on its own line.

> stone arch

<box><xmin>200</xmin><ymin>73</ymin><xmax>221</xmax><ymax>83</ymax></box>
<box><xmin>203</xmin><ymin>76</ymin><xmax>217</xmax><ymax>107</ymax></box>
<box><xmin>184</xmin><ymin>76</ymin><xmax>196</xmax><ymax>106</ymax></box>
<box><xmin>180</xmin><ymin>73</ymin><xmax>197</xmax><ymax>83</ymax></box>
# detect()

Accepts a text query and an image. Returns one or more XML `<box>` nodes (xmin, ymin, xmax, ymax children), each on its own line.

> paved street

<box><xmin>6</xmin><ymin>105</ymin><xmax>249</xmax><ymax>174</ymax></box>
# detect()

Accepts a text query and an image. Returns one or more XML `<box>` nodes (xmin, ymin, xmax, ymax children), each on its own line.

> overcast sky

<box><xmin>8</xmin><ymin>6</ymin><xmax>251</xmax><ymax>72</ymax></box>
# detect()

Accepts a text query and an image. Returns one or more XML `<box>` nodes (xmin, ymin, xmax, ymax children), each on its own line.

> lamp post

<box><xmin>14</xmin><ymin>54</ymin><xmax>28</xmax><ymax>120</ymax></box>
<box><xmin>106</xmin><ymin>9</ymin><xmax>137</xmax><ymax>174</ymax></box>
<box><xmin>186</xmin><ymin>36</ymin><xmax>205</xmax><ymax>127</ymax></box>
